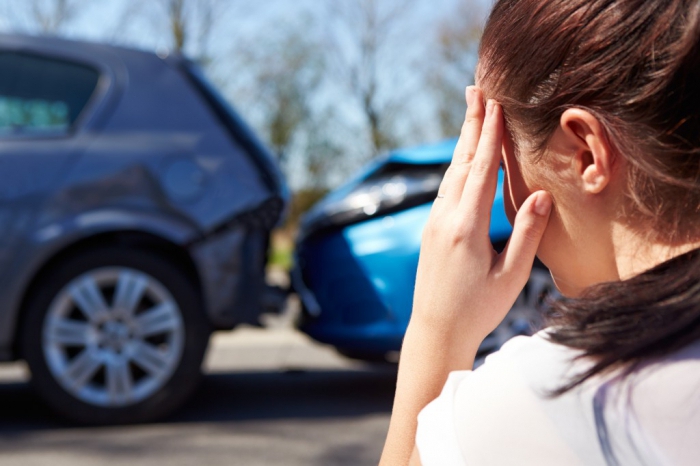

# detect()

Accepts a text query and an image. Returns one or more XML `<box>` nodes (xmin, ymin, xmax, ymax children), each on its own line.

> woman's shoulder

<box><xmin>451</xmin><ymin>331</ymin><xmax>605</xmax><ymax>465</ymax></box>
<box><xmin>482</xmin><ymin>328</ymin><xmax>581</xmax><ymax>367</ymax></box>
<box><xmin>418</xmin><ymin>331</ymin><xmax>700</xmax><ymax>465</ymax></box>
<box><xmin>474</xmin><ymin>328</ymin><xmax>589</xmax><ymax>388</ymax></box>
<box><xmin>418</xmin><ymin>332</ymin><xmax>603</xmax><ymax>465</ymax></box>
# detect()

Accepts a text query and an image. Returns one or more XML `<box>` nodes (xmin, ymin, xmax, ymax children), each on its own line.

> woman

<box><xmin>380</xmin><ymin>0</ymin><xmax>700</xmax><ymax>465</ymax></box>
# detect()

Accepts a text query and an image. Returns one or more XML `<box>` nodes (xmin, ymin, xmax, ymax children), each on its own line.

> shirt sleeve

<box><xmin>415</xmin><ymin>370</ymin><xmax>471</xmax><ymax>466</ymax></box>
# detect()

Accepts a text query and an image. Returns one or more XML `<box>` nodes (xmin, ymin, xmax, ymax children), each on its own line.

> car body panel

<box><xmin>0</xmin><ymin>34</ymin><xmax>287</xmax><ymax>359</ymax></box>
<box><xmin>296</xmin><ymin>139</ymin><xmax>512</xmax><ymax>354</ymax></box>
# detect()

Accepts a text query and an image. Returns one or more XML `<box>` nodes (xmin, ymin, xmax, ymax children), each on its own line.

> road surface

<box><xmin>0</xmin><ymin>325</ymin><xmax>397</xmax><ymax>466</ymax></box>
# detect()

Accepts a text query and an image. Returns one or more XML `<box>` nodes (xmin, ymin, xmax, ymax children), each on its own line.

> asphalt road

<box><xmin>0</xmin><ymin>326</ymin><xmax>397</xmax><ymax>466</ymax></box>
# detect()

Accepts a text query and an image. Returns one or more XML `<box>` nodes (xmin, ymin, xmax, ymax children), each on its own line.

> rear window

<box><xmin>0</xmin><ymin>52</ymin><xmax>99</xmax><ymax>137</ymax></box>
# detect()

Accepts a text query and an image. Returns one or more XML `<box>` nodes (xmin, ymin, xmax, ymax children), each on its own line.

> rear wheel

<box><xmin>21</xmin><ymin>247</ymin><xmax>210</xmax><ymax>424</ymax></box>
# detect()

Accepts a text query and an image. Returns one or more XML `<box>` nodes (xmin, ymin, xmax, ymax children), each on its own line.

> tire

<box><xmin>21</xmin><ymin>247</ymin><xmax>210</xmax><ymax>424</ymax></box>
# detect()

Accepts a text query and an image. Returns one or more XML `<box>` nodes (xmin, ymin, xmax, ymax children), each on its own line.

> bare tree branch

<box><xmin>430</xmin><ymin>0</ymin><xmax>484</xmax><ymax>137</ymax></box>
<box><xmin>326</xmin><ymin>0</ymin><xmax>419</xmax><ymax>157</ymax></box>
<box><xmin>154</xmin><ymin>0</ymin><xmax>227</xmax><ymax>62</ymax></box>
<box><xmin>4</xmin><ymin>0</ymin><xmax>90</xmax><ymax>34</ymax></box>
<box><xmin>165</xmin><ymin>0</ymin><xmax>186</xmax><ymax>52</ymax></box>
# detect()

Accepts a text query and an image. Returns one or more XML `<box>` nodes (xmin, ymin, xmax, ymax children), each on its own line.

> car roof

<box><xmin>0</xmin><ymin>33</ymin><xmax>176</xmax><ymax>65</ymax></box>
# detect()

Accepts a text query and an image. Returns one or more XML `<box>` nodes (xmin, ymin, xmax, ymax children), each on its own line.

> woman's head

<box><xmin>477</xmin><ymin>0</ymin><xmax>700</xmax><ymax>295</ymax></box>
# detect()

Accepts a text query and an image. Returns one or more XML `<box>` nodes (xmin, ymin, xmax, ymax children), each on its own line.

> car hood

<box><xmin>299</xmin><ymin>139</ymin><xmax>513</xmax><ymax>242</ymax></box>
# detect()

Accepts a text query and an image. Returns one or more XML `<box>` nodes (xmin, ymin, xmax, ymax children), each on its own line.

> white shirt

<box><xmin>416</xmin><ymin>330</ymin><xmax>700</xmax><ymax>466</ymax></box>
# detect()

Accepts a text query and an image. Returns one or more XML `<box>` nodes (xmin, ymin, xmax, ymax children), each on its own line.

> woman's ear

<box><xmin>559</xmin><ymin>109</ymin><xmax>615</xmax><ymax>194</ymax></box>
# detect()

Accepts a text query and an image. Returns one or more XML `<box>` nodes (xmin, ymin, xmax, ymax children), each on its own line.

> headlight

<box><xmin>300</xmin><ymin>162</ymin><xmax>448</xmax><ymax>236</ymax></box>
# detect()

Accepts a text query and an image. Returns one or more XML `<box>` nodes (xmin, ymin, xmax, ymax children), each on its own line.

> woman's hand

<box><xmin>380</xmin><ymin>87</ymin><xmax>552</xmax><ymax>466</ymax></box>
<box><xmin>412</xmin><ymin>87</ymin><xmax>553</xmax><ymax>356</ymax></box>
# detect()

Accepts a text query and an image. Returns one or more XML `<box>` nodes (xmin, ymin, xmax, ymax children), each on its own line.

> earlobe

<box><xmin>581</xmin><ymin>160</ymin><xmax>608</xmax><ymax>193</ymax></box>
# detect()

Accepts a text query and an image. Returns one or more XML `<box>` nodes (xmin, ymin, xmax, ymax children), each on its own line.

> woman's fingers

<box><xmin>494</xmin><ymin>191</ymin><xmax>552</xmax><ymax>287</ymax></box>
<box><xmin>453</xmin><ymin>87</ymin><xmax>483</xmax><ymax>165</ymax></box>
<box><xmin>459</xmin><ymin>100</ymin><xmax>504</xmax><ymax>232</ymax></box>
<box><xmin>437</xmin><ymin>87</ymin><xmax>485</xmax><ymax>205</ymax></box>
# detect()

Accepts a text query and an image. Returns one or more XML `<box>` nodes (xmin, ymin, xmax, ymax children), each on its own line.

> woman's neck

<box><xmin>612</xmin><ymin>224</ymin><xmax>700</xmax><ymax>280</ymax></box>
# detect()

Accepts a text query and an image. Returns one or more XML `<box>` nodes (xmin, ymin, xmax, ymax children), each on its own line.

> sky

<box><xmin>0</xmin><ymin>0</ymin><xmax>492</xmax><ymax>189</ymax></box>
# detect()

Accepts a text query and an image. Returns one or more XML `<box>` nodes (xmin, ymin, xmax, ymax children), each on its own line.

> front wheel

<box><xmin>21</xmin><ymin>247</ymin><xmax>210</xmax><ymax>424</ymax></box>
<box><xmin>478</xmin><ymin>266</ymin><xmax>556</xmax><ymax>355</ymax></box>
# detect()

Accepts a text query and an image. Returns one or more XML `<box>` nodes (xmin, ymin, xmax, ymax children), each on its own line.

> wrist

<box><xmin>403</xmin><ymin>317</ymin><xmax>481</xmax><ymax>370</ymax></box>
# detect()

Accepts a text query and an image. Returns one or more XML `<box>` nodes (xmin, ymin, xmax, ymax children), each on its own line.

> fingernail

<box><xmin>466</xmin><ymin>86</ymin><xmax>475</xmax><ymax>106</ymax></box>
<box><xmin>534</xmin><ymin>192</ymin><xmax>552</xmax><ymax>216</ymax></box>
<box><xmin>486</xmin><ymin>99</ymin><xmax>495</xmax><ymax>117</ymax></box>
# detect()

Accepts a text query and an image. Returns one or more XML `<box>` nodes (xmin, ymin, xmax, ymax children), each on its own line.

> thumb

<box><xmin>495</xmin><ymin>191</ymin><xmax>552</xmax><ymax>287</ymax></box>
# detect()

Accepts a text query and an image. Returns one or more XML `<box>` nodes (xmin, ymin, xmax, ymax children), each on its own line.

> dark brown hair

<box><xmin>479</xmin><ymin>0</ymin><xmax>700</xmax><ymax>392</ymax></box>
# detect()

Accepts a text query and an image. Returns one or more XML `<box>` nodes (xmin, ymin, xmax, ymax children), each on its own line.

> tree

<box><xmin>301</xmin><ymin>108</ymin><xmax>346</xmax><ymax>190</ymax></box>
<box><xmin>156</xmin><ymin>0</ymin><xmax>227</xmax><ymax>63</ymax></box>
<box><xmin>326</xmin><ymin>0</ymin><xmax>419</xmax><ymax>157</ymax></box>
<box><xmin>256</xmin><ymin>28</ymin><xmax>323</xmax><ymax>164</ymax></box>
<box><xmin>430</xmin><ymin>0</ymin><xmax>484</xmax><ymax>137</ymax></box>
<box><xmin>223</xmin><ymin>17</ymin><xmax>347</xmax><ymax>191</ymax></box>
<box><xmin>3</xmin><ymin>0</ymin><xmax>90</xmax><ymax>34</ymax></box>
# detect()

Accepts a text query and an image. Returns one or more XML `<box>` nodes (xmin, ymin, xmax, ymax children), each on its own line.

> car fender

<box><xmin>0</xmin><ymin>209</ymin><xmax>201</xmax><ymax>359</ymax></box>
<box><xmin>29</xmin><ymin>208</ymin><xmax>201</xmax><ymax>256</ymax></box>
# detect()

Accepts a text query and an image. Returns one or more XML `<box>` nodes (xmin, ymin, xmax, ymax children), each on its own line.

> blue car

<box><xmin>293</xmin><ymin>139</ymin><xmax>553</xmax><ymax>362</ymax></box>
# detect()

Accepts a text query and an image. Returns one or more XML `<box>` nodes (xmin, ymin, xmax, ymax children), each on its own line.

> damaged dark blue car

<box><xmin>0</xmin><ymin>34</ymin><xmax>287</xmax><ymax>423</ymax></box>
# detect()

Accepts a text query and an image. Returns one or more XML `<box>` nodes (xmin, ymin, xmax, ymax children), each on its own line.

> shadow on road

<box><xmin>0</xmin><ymin>367</ymin><xmax>397</xmax><ymax>431</ymax></box>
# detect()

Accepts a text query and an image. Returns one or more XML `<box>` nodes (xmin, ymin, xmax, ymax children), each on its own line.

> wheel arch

<box><xmin>13</xmin><ymin>230</ymin><xmax>204</xmax><ymax>359</ymax></box>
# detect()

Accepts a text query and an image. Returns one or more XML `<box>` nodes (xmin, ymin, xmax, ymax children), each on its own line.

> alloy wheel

<box><xmin>42</xmin><ymin>267</ymin><xmax>185</xmax><ymax>407</ymax></box>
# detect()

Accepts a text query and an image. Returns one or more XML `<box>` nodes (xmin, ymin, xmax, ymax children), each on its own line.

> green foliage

<box><xmin>268</xmin><ymin>237</ymin><xmax>293</xmax><ymax>270</ymax></box>
<box><xmin>268</xmin><ymin>188</ymin><xmax>330</xmax><ymax>271</ymax></box>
